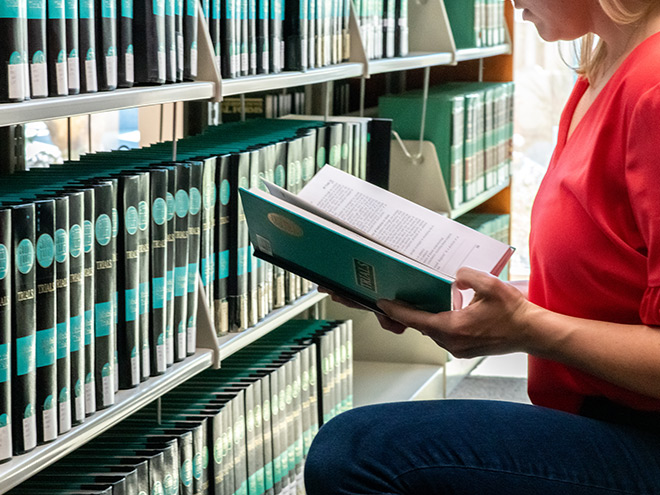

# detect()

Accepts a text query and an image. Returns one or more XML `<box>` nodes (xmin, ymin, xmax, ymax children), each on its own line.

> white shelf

<box><xmin>0</xmin><ymin>349</ymin><xmax>214</xmax><ymax>494</ymax></box>
<box><xmin>222</xmin><ymin>63</ymin><xmax>365</xmax><ymax>96</ymax></box>
<box><xmin>215</xmin><ymin>290</ymin><xmax>328</xmax><ymax>362</ymax></box>
<box><xmin>353</xmin><ymin>360</ymin><xmax>446</xmax><ymax>407</ymax></box>
<box><xmin>368</xmin><ymin>52</ymin><xmax>454</xmax><ymax>75</ymax></box>
<box><xmin>456</xmin><ymin>44</ymin><xmax>511</xmax><ymax>62</ymax></box>
<box><xmin>450</xmin><ymin>179</ymin><xmax>510</xmax><ymax>219</ymax></box>
<box><xmin>0</xmin><ymin>82</ymin><xmax>216</xmax><ymax>126</ymax></box>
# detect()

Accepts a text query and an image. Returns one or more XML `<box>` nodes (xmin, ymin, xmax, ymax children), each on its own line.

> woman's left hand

<box><xmin>376</xmin><ymin>267</ymin><xmax>533</xmax><ymax>358</ymax></box>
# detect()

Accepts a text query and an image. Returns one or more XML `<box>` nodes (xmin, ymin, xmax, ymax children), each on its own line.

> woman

<box><xmin>304</xmin><ymin>0</ymin><xmax>660</xmax><ymax>493</ymax></box>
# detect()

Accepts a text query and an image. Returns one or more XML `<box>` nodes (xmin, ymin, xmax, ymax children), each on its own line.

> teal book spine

<box><xmin>0</xmin><ymin>208</ymin><xmax>12</xmax><ymax>461</ymax></box>
<box><xmin>186</xmin><ymin>161</ymin><xmax>202</xmax><ymax>356</ymax></box>
<box><xmin>117</xmin><ymin>0</ymin><xmax>134</xmax><ymax>87</ymax></box>
<box><xmin>78</xmin><ymin>0</ymin><xmax>98</xmax><ymax>93</ymax></box>
<box><xmin>27</xmin><ymin>0</ymin><xmax>48</xmax><ymax>98</ymax></box>
<box><xmin>136</xmin><ymin>172</ymin><xmax>151</xmax><ymax>380</ymax></box>
<box><xmin>47</xmin><ymin>0</ymin><xmax>69</xmax><ymax>95</ymax></box>
<box><xmin>94</xmin><ymin>0</ymin><xmax>118</xmax><ymax>90</ymax></box>
<box><xmin>0</xmin><ymin>0</ymin><xmax>29</xmax><ymax>102</ymax></box>
<box><xmin>173</xmin><ymin>164</ymin><xmax>190</xmax><ymax>361</ymax></box>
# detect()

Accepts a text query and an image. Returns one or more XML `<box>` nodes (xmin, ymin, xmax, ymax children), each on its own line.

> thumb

<box><xmin>454</xmin><ymin>267</ymin><xmax>499</xmax><ymax>294</ymax></box>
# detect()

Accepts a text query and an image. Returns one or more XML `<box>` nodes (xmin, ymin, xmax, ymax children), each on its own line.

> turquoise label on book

<box><xmin>181</xmin><ymin>459</ymin><xmax>193</xmax><ymax>487</ymax></box>
<box><xmin>187</xmin><ymin>262</ymin><xmax>197</xmax><ymax>292</ymax></box>
<box><xmin>152</xmin><ymin>277</ymin><xmax>165</xmax><ymax>309</ymax></box>
<box><xmin>175</xmin><ymin>0</ymin><xmax>181</xmax><ymax>16</ymax></box>
<box><xmin>101</xmin><ymin>0</ymin><xmax>115</xmax><ymax>18</ymax></box>
<box><xmin>79</xmin><ymin>0</ymin><xmax>92</xmax><ymax>18</ymax></box>
<box><xmin>95</xmin><ymin>301</ymin><xmax>113</xmax><ymax>337</ymax></box>
<box><xmin>70</xmin><ymin>315</ymin><xmax>82</xmax><ymax>352</ymax></box>
<box><xmin>125</xmin><ymin>206</ymin><xmax>138</xmax><ymax>235</ymax></box>
<box><xmin>317</xmin><ymin>147</ymin><xmax>326</xmax><ymax>169</ymax></box>
<box><xmin>112</xmin><ymin>208</ymin><xmax>119</xmax><ymax>238</ymax></box>
<box><xmin>237</xmin><ymin>247</ymin><xmax>248</xmax><ymax>276</ymax></box>
<box><xmin>193</xmin><ymin>453</ymin><xmax>202</xmax><ymax>480</ymax></box>
<box><xmin>140</xmin><ymin>282</ymin><xmax>148</xmax><ymax>315</ymax></box>
<box><xmin>125</xmin><ymin>288</ymin><xmax>138</xmax><ymax>322</ymax></box>
<box><xmin>152</xmin><ymin>198</ymin><xmax>166</xmax><ymax>226</ymax></box>
<box><xmin>201</xmin><ymin>257</ymin><xmax>208</xmax><ymax>286</ymax></box>
<box><xmin>55</xmin><ymin>228</ymin><xmax>68</xmax><ymax>264</ymax></box>
<box><xmin>70</xmin><ymin>224</ymin><xmax>82</xmax><ymax>258</ymax></box>
<box><xmin>219</xmin><ymin>250</ymin><xmax>228</xmax><ymax>279</ymax></box>
<box><xmin>36</xmin><ymin>234</ymin><xmax>54</xmax><ymax>269</ymax></box>
<box><xmin>167</xmin><ymin>270</ymin><xmax>174</xmax><ymax>301</ymax></box>
<box><xmin>44</xmin><ymin>394</ymin><xmax>54</xmax><ymax>411</ymax></box>
<box><xmin>186</xmin><ymin>0</ymin><xmax>194</xmax><ymax>16</ymax></box>
<box><xmin>165</xmin><ymin>0</ymin><xmax>172</xmax><ymax>15</ymax></box>
<box><xmin>0</xmin><ymin>244</ymin><xmax>7</xmax><ymax>280</ymax></box>
<box><xmin>138</xmin><ymin>201</ymin><xmax>148</xmax><ymax>231</ymax></box>
<box><xmin>163</xmin><ymin>474</ymin><xmax>175</xmax><ymax>495</ymax></box>
<box><xmin>153</xmin><ymin>0</ymin><xmax>164</xmax><ymax>15</ymax></box>
<box><xmin>0</xmin><ymin>344</ymin><xmax>8</xmax><ymax>384</ymax></box>
<box><xmin>175</xmin><ymin>266</ymin><xmax>187</xmax><ymax>297</ymax></box>
<box><xmin>84</xmin><ymin>310</ymin><xmax>93</xmax><ymax>345</ymax></box>
<box><xmin>274</xmin><ymin>165</ymin><xmax>285</xmax><ymax>186</ymax></box>
<box><xmin>35</xmin><ymin>328</ymin><xmax>54</xmax><ymax>368</ymax></box>
<box><xmin>175</xmin><ymin>190</ymin><xmax>189</xmax><ymax>218</ymax></box>
<box><xmin>48</xmin><ymin>0</ymin><xmax>64</xmax><ymax>18</ymax></box>
<box><xmin>225</xmin><ymin>0</ymin><xmax>232</xmax><ymax>18</ymax></box>
<box><xmin>57</xmin><ymin>322</ymin><xmax>69</xmax><ymax>359</ymax></box>
<box><xmin>95</xmin><ymin>214</ymin><xmax>112</xmax><ymax>247</ymax></box>
<box><xmin>59</xmin><ymin>386</ymin><xmax>68</xmax><ymax>403</ymax></box>
<box><xmin>84</xmin><ymin>220</ymin><xmax>93</xmax><ymax>253</ymax></box>
<box><xmin>189</xmin><ymin>187</ymin><xmax>201</xmax><ymax>215</ymax></box>
<box><xmin>220</xmin><ymin>180</ymin><xmax>230</xmax><ymax>205</ymax></box>
<box><xmin>27</xmin><ymin>0</ymin><xmax>46</xmax><ymax>19</ymax></box>
<box><xmin>0</xmin><ymin>0</ymin><xmax>23</xmax><ymax>18</ymax></box>
<box><xmin>166</xmin><ymin>192</ymin><xmax>175</xmax><ymax>220</ymax></box>
<box><xmin>65</xmin><ymin>0</ymin><xmax>77</xmax><ymax>17</ymax></box>
<box><xmin>121</xmin><ymin>0</ymin><xmax>132</xmax><ymax>17</ymax></box>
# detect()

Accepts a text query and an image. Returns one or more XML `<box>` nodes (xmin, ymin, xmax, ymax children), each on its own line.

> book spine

<box><xmin>137</xmin><ymin>172</ymin><xmax>151</xmax><ymax>380</ymax></box>
<box><xmin>67</xmin><ymin>192</ymin><xmax>86</xmax><ymax>425</ymax></box>
<box><xmin>183</xmin><ymin>0</ymin><xmax>198</xmax><ymax>80</ymax></box>
<box><xmin>175</xmin><ymin>0</ymin><xmax>184</xmax><ymax>80</ymax></box>
<box><xmin>47</xmin><ymin>0</ymin><xmax>69</xmax><ymax>96</ymax></box>
<box><xmin>239</xmin><ymin>0</ymin><xmax>247</xmax><ymax>76</ymax></box>
<box><xmin>117</xmin><ymin>176</ymin><xmax>141</xmax><ymax>389</ymax></box>
<box><xmin>95</xmin><ymin>0</ymin><xmax>118</xmax><ymax>90</ymax></box>
<box><xmin>200</xmin><ymin>159</ymin><xmax>216</xmax><ymax>321</ymax></box>
<box><xmin>256</xmin><ymin>0</ymin><xmax>268</xmax><ymax>74</ymax></box>
<box><xmin>93</xmin><ymin>182</ymin><xmax>116</xmax><ymax>409</ymax></box>
<box><xmin>165</xmin><ymin>0</ymin><xmax>177</xmax><ymax>82</ymax></box>
<box><xmin>0</xmin><ymin>209</ymin><xmax>12</xmax><ymax>461</ymax></box>
<box><xmin>210</xmin><ymin>0</ymin><xmax>221</xmax><ymax>74</ymax></box>
<box><xmin>81</xmin><ymin>188</ymin><xmax>96</xmax><ymax>415</ymax></box>
<box><xmin>28</xmin><ymin>0</ymin><xmax>48</xmax><ymax>98</ymax></box>
<box><xmin>228</xmin><ymin>153</ymin><xmax>250</xmax><ymax>332</ymax></box>
<box><xmin>65</xmin><ymin>0</ymin><xmax>81</xmax><ymax>94</ymax></box>
<box><xmin>221</xmin><ymin>0</ymin><xmax>237</xmax><ymax>78</ymax></box>
<box><xmin>78</xmin><ymin>0</ymin><xmax>98</xmax><ymax>93</ymax></box>
<box><xmin>54</xmin><ymin>196</ymin><xmax>72</xmax><ymax>435</ymax></box>
<box><xmin>133</xmin><ymin>0</ymin><xmax>166</xmax><ymax>84</ymax></box>
<box><xmin>284</xmin><ymin>138</ymin><xmax>301</xmax><ymax>303</ymax></box>
<box><xmin>283</xmin><ymin>0</ymin><xmax>307</xmax><ymax>71</ymax></box>
<box><xmin>271</xmin><ymin>142</ymin><xmax>286</xmax><ymax>309</ymax></box>
<box><xmin>0</xmin><ymin>0</ymin><xmax>29</xmax><ymax>103</ymax></box>
<box><xmin>394</xmin><ymin>0</ymin><xmax>407</xmax><ymax>57</ymax></box>
<box><xmin>451</xmin><ymin>96</ymin><xmax>465</xmax><ymax>208</ymax></box>
<box><xmin>117</xmin><ymin>0</ymin><xmax>134</xmax><ymax>87</ymax></box>
<box><xmin>173</xmin><ymin>164</ymin><xmax>190</xmax><ymax>361</ymax></box>
<box><xmin>186</xmin><ymin>161</ymin><xmax>202</xmax><ymax>356</ymax></box>
<box><xmin>149</xmin><ymin>168</ymin><xmax>168</xmax><ymax>375</ymax></box>
<box><xmin>248</xmin><ymin>0</ymin><xmax>256</xmax><ymax>75</ymax></box>
<box><xmin>268</xmin><ymin>0</ymin><xmax>281</xmax><ymax>73</ymax></box>
<box><xmin>10</xmin><ymin>204</ymin><xmax>37</xmax><ymax>455</ymax></box>
<box><xmin>164</xmin><ymin>166</ymin><xmax>177</xmax><ymax>367</ymax></box>
<box><xmin>214</xmin><ymin>155</ymin><xmax>230</xmax><ymax>337</ymax></box>
<box><xmin>247</xmin><ymin>150</ymin><xmax>260</xmax><ymax>327</ymax></box>
<box><xmin>34</xmin><ymin>200</ymin><xmax>58</xmax><ymax>445</ymax></box>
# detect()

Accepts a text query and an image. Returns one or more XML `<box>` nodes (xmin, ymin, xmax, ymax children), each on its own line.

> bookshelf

<box><xmin>0</xmin><ymin>0</ymin><xmax>514</xmax><ymax>492</ymax></box>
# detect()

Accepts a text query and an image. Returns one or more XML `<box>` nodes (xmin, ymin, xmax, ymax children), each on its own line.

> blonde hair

<box><xmin>578</xmin><ymin>0</ymin><xmax>659</xmax><ymax>81</ymax></box>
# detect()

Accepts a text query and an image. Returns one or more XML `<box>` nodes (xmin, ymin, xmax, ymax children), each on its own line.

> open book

<box><xmin>239</xmin><ymin>166</ymin><xmax>514</xmax><ymax>314</ymax></box>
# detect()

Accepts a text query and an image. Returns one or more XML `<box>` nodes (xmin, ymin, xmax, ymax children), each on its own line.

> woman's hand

<box><xmin>377</xmin><ymin>267</ymin><xmax>534</xmax><ymax>358</ymax></box>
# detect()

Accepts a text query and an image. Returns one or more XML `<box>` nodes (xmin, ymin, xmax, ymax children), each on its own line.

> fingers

<box><xmin>454</xmin><ymin>267</ymin><xmax>501</xmax><ymax>294</ymax></box>
<box><xmin>375</xmin><ymin>313</ymin><xmax>407</xmax><ymax>334</ymax></box>
<box><xmin>377</xmin><ymin>299</ymin><xmax>446</xmax><ymax>334</ymax></box>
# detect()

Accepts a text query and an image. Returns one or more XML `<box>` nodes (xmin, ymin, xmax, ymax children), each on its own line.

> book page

<box><xmin>296</xmin><ymin>166</ymin><xmax>513</xmax><ymax>278</ymax></box>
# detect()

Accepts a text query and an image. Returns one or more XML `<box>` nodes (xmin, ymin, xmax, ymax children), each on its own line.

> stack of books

<box><xmin>9</xmin><ymin>318</ymin><xmax>353</xmax><ymax>495</ymax></box>
<box><xmin>379</xmin><ymin>81</ymin><xmax>515</xmax><ymax>210</ymax></box>
<box><xmin>221</xmin><ymin>88</ymin><xmax>307</xmax><ymax>122</ymax></box>
<box><xmin>353</xmin><ymin>0</ymin><xmax>409</xmax><ymax>60</ymax></box>
<box><xmin>444</xmin><ymin>0</ymin><xmax>509</xmax><ymax>49</ymax></box>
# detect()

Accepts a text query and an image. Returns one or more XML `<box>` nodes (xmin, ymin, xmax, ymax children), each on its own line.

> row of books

<box><xmin>221</xmin><ymin>89</ymin><xmax>307</xmax><ymax>122</ymax></box>
<box><xmin>444</xmin><ymin>0</ymin><xmax>509</xmax><ymax>49</ymax></box>
<box><xmin>379</xmin><ymin>81</ymin><xmax>514</xmax><ymax>209</ymax></box>
<box><xmin>456</xmin><ymin>212</ymin><xmax>511</xmax><ymax>279</ymax></box>
<box><xmin>10</xmin><ymin>319</ymin><xmax>353</xmax><ymax>495</ymax></box>
<box><xmin>0</xmin><ymin>116</ymin><xmax>390</xmax><ymax>461</ymax></box>
<box><xmin>354</xmin><ymin>0</ymin><xmax>408</xmax><ymax>60</ymax></box>
<box><xmin>0</xmin><ymin>0</ymin><xmax>200</xmax><ymax>103</ymax></box>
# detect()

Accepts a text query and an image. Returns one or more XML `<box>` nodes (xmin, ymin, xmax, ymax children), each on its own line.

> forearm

<box><xmin>523</xmin><ymin>304</ymin><xmax>660</xmax><ymax>399</ymax></box>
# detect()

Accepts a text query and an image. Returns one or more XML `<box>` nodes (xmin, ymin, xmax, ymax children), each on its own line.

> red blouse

<box><xmin>528</xmin><ymin>32</ymin><xmax>660</xmax><ymax>414</ymax></box>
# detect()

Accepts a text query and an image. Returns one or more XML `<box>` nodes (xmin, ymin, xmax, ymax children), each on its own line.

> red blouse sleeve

<box><xmin>626</xmin><ymin>84</ymin><xmax>660</xmax><ymax>325</ymax></box>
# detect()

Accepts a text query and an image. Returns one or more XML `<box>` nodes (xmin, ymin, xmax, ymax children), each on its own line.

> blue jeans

<box><xmin>304</xmin><ymin>400</ymin><xmax>660</xmax><ymax>494</ymax></box>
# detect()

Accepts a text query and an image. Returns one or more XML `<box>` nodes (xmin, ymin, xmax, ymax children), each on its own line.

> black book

<box><xmin>366</xmin><ymin>118</ymin><xmax>392</xmax><ymax>190</ymax></box>
<box><xmin>94</xmin><ymin>0</ymin><xmax>118</xmax><ymax>90</ymax></box>
<box><xmin>66</xmin><ymin>0</ymin><xmax>81</xmax><ymax>94</ymax></box>
<box><xmin>20</xmin><ymin>474</ymin><xmax>129</xmax><ymax>495</ymax></box>
<box><xmin>283</xmin><ymin>0</ymin><xmax>307</xmax><ymax>71</ymax></box>
<box><xmin>394</xmin><ymin>0</ymin><xmax>408</xmax><ymax>57</ymax></box>
<box><xmin>64</xmin><ymin>190</ymin><xmax>86</xmax><ymax>425</ymax></box>
<box><xmin>80</xmin><ymin>187</ymin><xmax>97</xmax><ymax>414</ymax></box>
<box><xmin>220</xmin><ymin>0</ymin><xmax>237</xmax><ymax>78</ymax></box>
<box><xmin>33</xmin><ymin>198</ymin><xmax>58</xmax><ymax>445</ymax></box>
<box><xmin>248</xmin><ymin>0</ymin><xmax>256</xmax><ymax>75</ymax></box>
<box><xmin>186</xmin><ymin>161</ymin><xmax>202</xmax><ymax>356</ymax></box>
<box><xmin>209</xmin><ymin>0</ymin><xmax>221</xmax><ymax>75</ymax></box>
<box><xmin>0</xmin><ymin>1</ymin><xmax>28</xmax><ymax>102</ymax></box>
<box><xmin>79</xmin><ymin>0</ymin><xmax>98</xmax><ymax>93</ymax></box>
<box><xmin>199</xmin><ymin>158</ymin><xmax>216</xmax><ymax>324</ymax></box>
<box><xmin>228</xmin><ymin>152</ymin><xmax>250</xmax><ymax>332</ymax></box>
<box><xmin>214</xmin><ymin>154</ymin><xmax>230</xmax><ymax>336</ymax></box>
<box><xmin>10</xmin><ymin>203</ymin><xmax>37</xmax><ymax>455</ymax></box>
<box><xmin>165</xmin><ymin>0</ymin><xmax>177</xmax><ymax>82</ymax></box>
<box><xmin>91</xmin><ymin>180</ymin><xmax>116</xmax><ymax>409</ymax></box>
<box><xmin>268</xmin><ymin>0</ymin><xmax>283</xmax><ymax>73</ymax></box>
<box><xmin>271</xmin><ymin>140</ymin><xmax>287</xmax><ymax>309</ymax></box>
<box><xmin>256</xmin><ymin>0</ymin><xmax>269</xmax><ymax>74</ymax></box>
<box><xmin>175</xmin><ymin>0</ymin><xmax>184</xmax><ymax>81</ymax></box>
<box><xmin>133</xmin><ymin>0</ymin><xmax>166</xmax><ymax>84</ymax></box>
<box><xmin>117</xmin><ymin>0</ymin><xmax>134</xmax><ymax>87</ymax></box>
<box><xmin>115</xmin><ymin>174</ymin><xmax>141</xmax><ymax>389</ymax></box>
<box><xmin>47</xmin><ymin>0</ymin><xmax>69</xmax><ymax>96</ymax></box>
<box><xmin>136</xmin><ymin>171</ymin><xmax>151</xmax><ymax>380</ymax></box>
<box><xmin>53</xmin><ymin>195</ymin><xmax>72</xmax><ymax>435</ymax></box>
<box><xmin>147</xmin><ymin>168</ymin><xmax>168</xmax><ymax>375</ymax></box>
<box><xmin>0</xmin><ymin>208</ymin><xmax>12</xmax><ymax>462</ymax></box>
<box><xmin>173</xmin><ymin>163</ymin><xmax>190</xmax><ymax>361</ymax></box>
<box><xmin>238</xmin><ymin>0</ymin><xmax>247</xmax><ymax>76</ymax></box>
<box><xmin>247</xmin><ymin>149</ymin><xmax>260</xmax><ymax>327</ymax></box>
<box><xmin>183</xmin><ymin>0</ymin><xmax>197</xmax><ymax>80</ymax></box>
<box><xmin>27</xmin><ymin>0</ymin><xmax>49</xmax><ymax>98</ymax></box>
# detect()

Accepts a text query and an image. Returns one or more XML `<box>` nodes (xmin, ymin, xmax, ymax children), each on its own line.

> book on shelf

<box><xmin>0</xmin><ymin>208</ymin><xmax>11</xmax><ymax>462</ymax></box>
<box><xmin>240</xmin><ymin>165</ymin><xmax>514</xmax><ymax>314</ymax></box>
